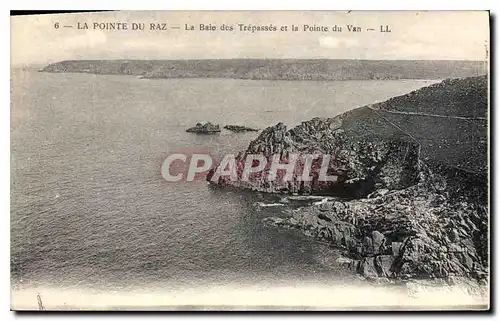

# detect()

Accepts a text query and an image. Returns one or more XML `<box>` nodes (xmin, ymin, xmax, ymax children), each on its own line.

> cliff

<box><xmin>372</xmin><ymin>75</ymin><xmax>488</xmax><ymax>118</ymax></box>
<box><xmin>208</xmin><ymin>75</ymin><xmax>489</xmax><ymax>284</ymax></box>
<box><xmin>207</xmin><ymin>115</ymin><xmax>421</xmax><ymax>197</ymax></box>
<box><xmin>369</xmin><ymin>75</ymin><xmax>488</xmax><ymax>174</ymax></box>
<box><xmin>263</xmin><ymin>165</ymin><xmax>488</xmax><ymax>283</ymax></box>
<box><xmin>40</xmin><ymin>59</ymin><xmax>487</xmax><ymax>81</ymax></box>
<box><xmin>207</xmin><ymin>75</ymin><xmax>488</xmax><ymax>195</ymax></box>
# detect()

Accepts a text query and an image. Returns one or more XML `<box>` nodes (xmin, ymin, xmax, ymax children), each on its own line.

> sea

<box><xmin>10</xmin><ymin>68</ymin><xmax>438</xmax><ymax>308</ymax></box>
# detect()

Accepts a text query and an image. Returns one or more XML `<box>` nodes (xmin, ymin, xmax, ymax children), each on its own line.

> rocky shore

<box><xmin>262</xmin><ymin>162</ymin><xmax>488</xmax><ymax>284</ymax></box>
<box><xmin>207</xmin><ymin>75</ymin><xmax>489</xmax><ymax>286</ymax></box>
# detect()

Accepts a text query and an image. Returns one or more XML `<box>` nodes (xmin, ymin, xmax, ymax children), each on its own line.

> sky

<box><xmin>10</xmin><ymin>11</ymin><xmax>490</xmax><ymax>66</ymax></box>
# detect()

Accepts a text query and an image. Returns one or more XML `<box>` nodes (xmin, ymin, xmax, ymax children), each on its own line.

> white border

<box><xmin>3</xmin><ymin>1</ymin><xmax>495</xmax><ymax>10</ymax></box>
<box><xmin>2</xmin><ymin>0</ymin><xmax>498</xmax><ymax>320</ymax></box>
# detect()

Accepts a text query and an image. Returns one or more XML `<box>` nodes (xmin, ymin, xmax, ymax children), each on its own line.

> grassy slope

<box><xmin>371</xmin><ymin>75</ymin><xmax>488</xmax><ymax>118</ymax></box>
<box><xmin>340</xmin><ymin>76</ymin><xmax>488</xmax><ymax>174</ymax></box>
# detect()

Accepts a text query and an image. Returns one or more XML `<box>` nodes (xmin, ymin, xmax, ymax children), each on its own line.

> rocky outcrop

<box><xmin>224</xmin><ymin>125</ymin><xmax>259</xmax><ymax>132</ymax></box>
<box><xmin>208</xmin><ymin>115</ymin><xmax>420</xmax><ymax>197</ymax></box>
<box><xmin>263</xmin><ymin>164</ymin><xmax>488</xmax><ymax>283</ymax></box>
<box><xmin>207</xmin><ymin>76</ymin><xmax>488</xmax><ymax>192</ymax></box>
<box><xmin>208</xmin><ymin>76</ymin><xmax>489</xmax><ymax>284</ymax></box>
<box><xmin>186</xmin><ymin>122</ymin><xmax>221</xmax><ymax>133</ymax></box>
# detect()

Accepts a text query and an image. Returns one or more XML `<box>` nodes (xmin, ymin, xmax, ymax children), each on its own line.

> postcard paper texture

<box><xmin>10</xmin><ymin>11</ymin><xmax>490</xmax><ymax>310</ymax></box>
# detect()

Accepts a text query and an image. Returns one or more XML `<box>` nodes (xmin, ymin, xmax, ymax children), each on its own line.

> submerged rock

<box><xmin>186</xmin><ymin>121</ymin><xmax>221</xmax><ymax>133</ymax></box>
<box><xmin>224</xmin><ymin>125</ymin><xmax>259</xmax><ymax>132</ymax></box>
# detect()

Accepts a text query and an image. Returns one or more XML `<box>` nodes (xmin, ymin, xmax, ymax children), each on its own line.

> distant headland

<box><xmin>40</xmin><ymin>59</ymin><xmax>487</xmax><ymax>81</ymax></box>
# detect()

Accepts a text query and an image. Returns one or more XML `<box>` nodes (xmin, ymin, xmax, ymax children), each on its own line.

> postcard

<box><xmin>10</xmin><ymin>10</ymin><xmax>490</xmax><ymax>310</ymax></box>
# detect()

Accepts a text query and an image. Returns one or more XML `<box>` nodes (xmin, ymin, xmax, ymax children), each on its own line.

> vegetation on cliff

<box><xmin>207</xmin><ymin>75</ymin><xmax>487</xmax><ymax>194</ymax></box>
<box><xmin>369</xmin><ymin>75</ymin><xmax>488</xmax><ymax>174</ymax></box>
<box><xmin>371</xmin><ymin>75</ymin><xmax>488</xmax><ymax>118</ymax></box>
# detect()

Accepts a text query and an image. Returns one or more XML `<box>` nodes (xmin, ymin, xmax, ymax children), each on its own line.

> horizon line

<box><xmin>15</xmin><ymin>58</ymin><xmax>488</xmax><ymax>68</ymax></box>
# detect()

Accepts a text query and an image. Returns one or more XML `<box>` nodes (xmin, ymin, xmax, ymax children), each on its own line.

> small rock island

<box><xmin>224</xmin><ymin>125</ymin><xmax>259</xmax><ymax>132</ymax></box>
<box><xmin>186</xmin><ymin>122</ymin><xmax>221</xmax><ymax>133</ymax></box>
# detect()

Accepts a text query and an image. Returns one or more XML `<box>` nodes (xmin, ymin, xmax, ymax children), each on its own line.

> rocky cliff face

<box><xmin>208</xmin><ymin>75</ymin><xmax>488</xmax><ymax>196</ymax></box>
<box><xmin>263</xmin><ymin>164</ymin><xmax>488</xmax><ymax>283</ymax></box>
<box><xmin>207</xmin><ymin>115</ymin><xmax>420</xmax><ymax>197</ymax></box>
<box><xmin>208</xmin><ymin>75</ymin><xmax>489</xmax><ymax>285</ymax></box>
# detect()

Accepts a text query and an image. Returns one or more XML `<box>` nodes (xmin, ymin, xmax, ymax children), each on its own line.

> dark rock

<box><xmin>391</xmin><ymin>242</ymin><xmax>404</xmax><ymax>257</ymax></box>
<box><xmin>458</xmin><ymin>252</ymin><xmax>475</xmax><ymax>271</ymax></box>
<box><xmin>348</xmin><ymin>259</ymin><xmax>360</xmax><ymax>272</ymax></box>
<box><xmin>288</xmin><ymin>217</ymin><xmax>299</xmax><ymax>226</ymax></box>
<box><xmin>336</xmin><ymin>257</ymin><xmax>359</xmax><ymax>272</ymax></box>
<box><xmin>261</xmin><ymin>172</ymin><xmax>488</xmax><ymax>281</ymax></box>
<box><xmin>362</xmin><ymin>236</ymin><xmax>374</xmax><ymax>256</ymax></box>
<box><xmin>208</xmin><ymin>116</ymin><xmax>420</xmax><ymax>195</ymax></box>
<box><xmin>358</xmin><ymin>257</ymin><xmax>378</xmax><ymax>278</ymax></box>
<box><xmin>186</xmin><ymin>121</ymin><xmax>221</xmax><ymax>133</ymax></box>
<box><xmin>317</xmin><ymin>213</ymin><xmax>333</xmax><ymax>222</ymax></box>
<box><xmin>375</xmin><ymin>255</ymin><xmax>395</xmax><ymax>277</ymax></box>
<box><xmin>224</xmin><ymin>125</ymin><xmax>259</xmax><ymax>132</ymax></box>
<box><xmin>372</xmin><ymin>231</ymin><xmax>386</xmax><ymax>254</ymax></box>
<box><xmin>262</xmin><ymin>217</ymin><xmax>284</xmax><ymax>227</ymax></box>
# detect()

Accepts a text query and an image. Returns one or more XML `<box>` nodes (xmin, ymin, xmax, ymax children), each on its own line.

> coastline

<box><xmin>14</xmin><ymin>63</ymin><xmax>484</xmax><ymax>306</ymax></box>
<box><xmin>39</xmin><ymin>59</ymin><xmax>487</xmax><ymax>81</ymax></box>
<box><xmin>206</xmin><ymin>75</ymin><xmax>489</xmax><ymax>288</ymax></box>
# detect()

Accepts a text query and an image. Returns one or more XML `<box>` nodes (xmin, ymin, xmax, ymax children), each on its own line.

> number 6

<box><xmin>54</xmin><ymin>22</ymin><xmax>59</xmax><ymax>29</ymax></box>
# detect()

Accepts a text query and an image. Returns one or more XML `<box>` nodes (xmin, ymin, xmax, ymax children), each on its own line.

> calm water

<box><xmin>11</xmin><ymin>69</ymin><xmax>436</xmax><ymax>293</ymax></box>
